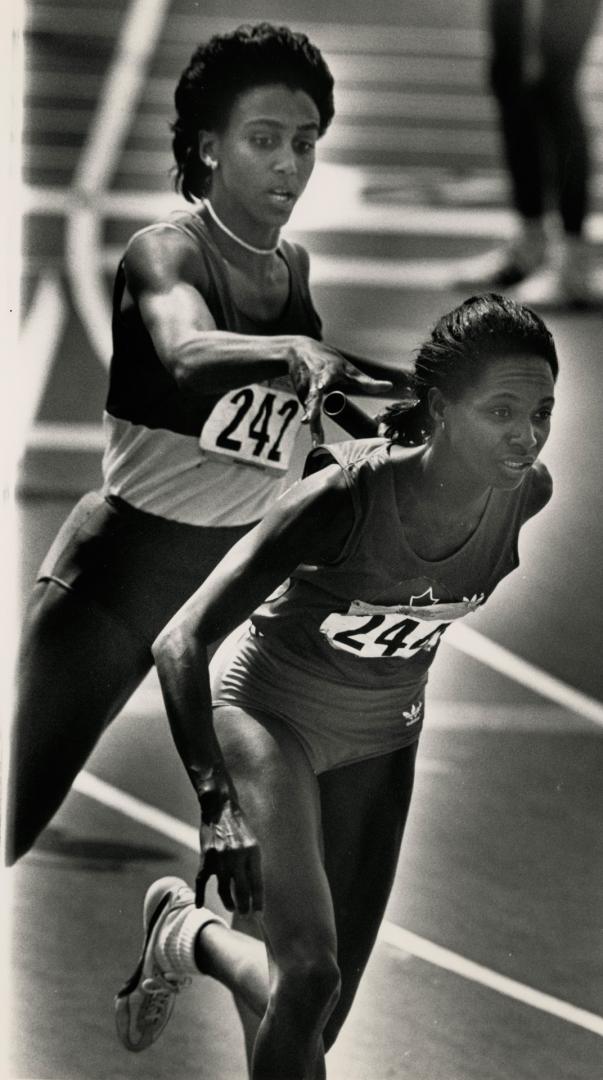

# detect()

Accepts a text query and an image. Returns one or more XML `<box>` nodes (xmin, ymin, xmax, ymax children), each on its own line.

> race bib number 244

<box><xmin>200</xmin><ymin>384</ymin><xmax>302</xmax><ymax>472</ymax></box>
<box><xmin>320</xmin><ymin>610</ymin><xmax>450</xmax><ymax>659</ymax></box>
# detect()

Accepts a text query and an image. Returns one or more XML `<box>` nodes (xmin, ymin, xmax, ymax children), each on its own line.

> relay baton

<box><xmin>322</xmin><ymin>391</ymin><xmax>379</xmax><ymax>438</ymax></box>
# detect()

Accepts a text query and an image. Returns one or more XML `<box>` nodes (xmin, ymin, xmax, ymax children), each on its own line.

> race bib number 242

<box><xmin>200</xmin><ymin>384</ymin><xmax>302</xmax><ymax>472</ymax></box>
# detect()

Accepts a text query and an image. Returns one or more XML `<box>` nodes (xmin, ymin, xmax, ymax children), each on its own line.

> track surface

<box><xmin>6</xmin><ymin>1</ymin><xmax>603</xmax><ymax>1078</ymax></box>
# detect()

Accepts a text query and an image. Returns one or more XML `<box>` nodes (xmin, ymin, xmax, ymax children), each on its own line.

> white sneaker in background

<box><xmin>454</xmin><ymin>221</ymin><xmax>548</xmax><ymax>290</ymax></box>
<box><xmin>511</xmin><ymin>237</ymin><xmax>602</xmax><ymax>310</ymax></box>
<box><xmin>558</xmin><ymin>236</ymin><xmax>599</xmax><ymax>309</ymax></box>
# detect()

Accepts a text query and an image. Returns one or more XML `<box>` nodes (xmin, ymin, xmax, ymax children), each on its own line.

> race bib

<box><xmin>320</xmin><ymin>595</ymin><xmax>483</xmax><ymax>659</ymax></box>
<box><xmin>321</xmin><ymin>610</ymin><xmax>450</xmax><ymax>659</ymax></box>
<box><xmin>200</xmin><ymin>384</ymin><xmax>302</xmax><ymax>472</ymax></box>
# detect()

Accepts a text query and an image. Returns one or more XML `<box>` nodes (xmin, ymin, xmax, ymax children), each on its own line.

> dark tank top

<box><xmin>251</xmin><ymin>438</ymin><xmax>552</xmax><ymax>691</ymax></box>
<box><xmin>106</xmin><ymin>208</ymin><xmax>322</xmax><ymax>436</ymax></box>
<box><xmin>101</xmin><ymin>208</ymin><xmax>323</xmax><ymax>525</ymax></box>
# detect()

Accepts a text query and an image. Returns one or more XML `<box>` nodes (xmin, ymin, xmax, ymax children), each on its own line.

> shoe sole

<box><xmin>114</xmin><ymin>887</ymin><xmax>174</xmax><ymax>1052</ymax></box>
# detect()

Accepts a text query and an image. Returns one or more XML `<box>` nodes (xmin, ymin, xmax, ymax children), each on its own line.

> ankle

<box><xmin>157</xmin><ymin>905</ymin><xmax>227</xmax><ymax>977</ymax></box>
<box><xmin>514</xmin><ymin>219</ymin><xmax>547</xmax><ymax>266</ymax></box>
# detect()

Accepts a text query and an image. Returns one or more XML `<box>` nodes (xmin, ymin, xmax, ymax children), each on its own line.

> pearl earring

<box><xmin>204</xmin><ymin>157</ymin><xmax>218</xmax><ymax>170</ymax></box>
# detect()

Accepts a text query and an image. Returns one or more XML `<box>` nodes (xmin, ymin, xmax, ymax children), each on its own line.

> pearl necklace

<box><xmin>203</xmin><ymin>199</ymin><xmax>279</xmax><ymax>255</ymax></box>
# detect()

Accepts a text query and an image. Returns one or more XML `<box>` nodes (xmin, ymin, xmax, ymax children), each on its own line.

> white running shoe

<box><xmin>454</xmin><ymin>226</ymin><xmax>547</xmax><ymax>290</ymax></box>
<box><xmin>557</xmin><ymin>236</ymin><xmax>599</xmax><ymax>309</ymax></box>
<box><xmin>114</xmin><ymin>876</ymin><xmax>205</xmax><ymax>1052</ymax></box>
<box><xmin>511</xmin><ymin>239</ymin><xmax>602</xmax><ymax>311</ymax></box>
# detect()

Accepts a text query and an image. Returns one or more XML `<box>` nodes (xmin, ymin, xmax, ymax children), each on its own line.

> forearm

<box><xmin>151</xmin><ymin>480</ymin><xmax>353</xmax><ymax>805</ymax></box>
<box><xmin>170</xmin><ymin>330</ymin><xmax>300</xmax><ymax>394</ymax></box>
<box><xmin>152</xmin><ymin>618</ymin><xmax>225</xmax><ymax>803</ymax></box>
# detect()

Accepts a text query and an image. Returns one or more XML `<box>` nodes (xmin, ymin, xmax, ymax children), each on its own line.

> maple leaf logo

<box><xmin>409</xmin><ymin>587</ymin><xmax>440</xmax><ymax>607</ymax></box>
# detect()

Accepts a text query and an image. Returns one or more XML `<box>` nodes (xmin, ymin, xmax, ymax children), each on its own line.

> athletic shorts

<box><xmin>37</xmin><ymin>491</ymin><xmax>253</xmax><ymax>646</ymax></box>
<box><xmin>211</xmin><ymin>624</ymin><xmax>425</xmax><ymax>775</ymax></box>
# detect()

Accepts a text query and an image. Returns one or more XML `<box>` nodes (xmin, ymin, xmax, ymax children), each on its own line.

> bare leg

<box><xmin>6</xmin><ymin>581</ymin><xmax>153</xmax><ymax>863</ymax></box>
<box><xmin>195</xmin><ymin>919</ymin><xmax>330</xmax><ymax>1078</ymax></box>
<box><xmin>226</xmin><ymin>743</ymin><xmax>417</xmax><ymax>1073</ymax></box>
<box><xmin>194</xmin><ymin>915</ymin><xmax>268</xmax><ymax>1017</ymax></box>
<box><xmin>202</xmin><ymin>704</ymin><xmax>341</xmax><ymax>1080</ymax></box>
<box><xmin>228</xmin><ymin>912</ymin><xmax>266</xmax><ymax>1068</ymax></box>
<box><xmin>320</xmin><ymin>744</ymin><xmax>417</xmax><ymax>1048</ymax></box>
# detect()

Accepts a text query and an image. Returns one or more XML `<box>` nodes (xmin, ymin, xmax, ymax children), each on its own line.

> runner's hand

<box><xmin>288</xmin><ymin>339</ymin><xmax>393</xmax><ymax>446</ymax></box>
<box><xmin>196</xmin><ymin>798</ymin><xmax>263</xmax><ymax>915</ymax></box>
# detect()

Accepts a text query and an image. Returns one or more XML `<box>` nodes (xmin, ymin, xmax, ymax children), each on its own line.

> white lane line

<box><xmin>311</xmin><ymin>255</ymin><xmax>603</xmax><ymax>291</ymax></box>
<box><xmin>22</xmin><ymin>182</ymin><xmax>603</xmax><ymax>242</ymax></box>
<box><xmin>17</xmin><ymin>272</ymin><xmax>67</xmax><ymax>442</ymax></box>
<box><xmin>73</xmin><ymin>770</ymin><xmax>603</xmax><ymax>1037</ymax></box>
<box><xmin>379</xmin><ymin>923</ymin><xmax>603</xmax><ymax>1037</ymax></box>
<box><xmin>447</xmin><ymin>624</ymin><xmax>603</xmax><ymax>728</ymax></box>
<box><xmin>73</xmin><ymin>771</ymin><xmax>198</xmax><ymax>849</ymax></box>
<box><xmin>65</xmin><ymin>211</ymin><xmax>113</xmax><ymax>365</ymax></box>
<box><xmin>66</xmin><ymin>0</ymin><xmax>172</xmax><ymax>367</ymax></box>
<box><xmin>309</xmin><ymin>255</ymin><xmax>477</xmax><ymax>288</ymax></box>
<box><xmin>26</xmin><ymin>422</ymin><xmax>105</xmax><ymax>451</ymax></box>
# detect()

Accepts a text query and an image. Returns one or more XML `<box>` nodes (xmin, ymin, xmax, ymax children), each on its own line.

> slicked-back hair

<box><xmin>379</xmin><ymin>294</ymin><xmax>559</xmax><ymax>446</ymax></box>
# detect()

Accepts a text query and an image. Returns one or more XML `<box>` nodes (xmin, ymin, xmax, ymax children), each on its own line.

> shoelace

<box><xmin>140</xmin><ymin>972</ymin><xmax>192</xmax><ymax>1026</ymax></box>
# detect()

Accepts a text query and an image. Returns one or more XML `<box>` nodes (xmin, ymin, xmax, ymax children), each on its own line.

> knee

<box><xmin>538</xmin><ymin>69</ymin><xmax>579</xmax><ymax>117</ymax></box>
<box><xmin>276</xmin><ymin>950</ymin><xmax>341</xmax><ymax>1022</ymax></box>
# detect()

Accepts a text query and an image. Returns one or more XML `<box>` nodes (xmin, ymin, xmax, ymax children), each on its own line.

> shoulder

<box><xmin>280</xmin><ymin>238</ymin><xmax>311</xmax><ymax>279</ymax></box>
<box><xmin>279</xmin><ymin>460</ymin><xmax>353</xmax><ymax>513</ymax></box>
<box><xmin>123</xmin><ymin>216</ymin><xmax>209</xmax><ymax>292</ymax></box>
<box><xmin>522</xmin><ymin>459</ymin><xmax>553</xmax><ymax>521</ymax></box>
<box><xmin>303</xmin><ymin>437</ymin><xmax>389</xmax><ymax>478</ymax></box>
<box><xmin>263</xmin><ymin>463</ymin><xmax>355</xmax><ymax>564</ymax></box>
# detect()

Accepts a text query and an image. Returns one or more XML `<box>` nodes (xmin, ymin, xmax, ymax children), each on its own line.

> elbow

<box><xmin>168</xmin><ymin>348</ymin><xmax>201</xmax><ymax>391</ymax></box>
<box><xmin>151</xmin><ymin>622</ymin><xmax>176</xmax><ymax>668</ymax></box>
<box><xmin>152</xmin><ymin>610</ymin><xmax>208</xmax><ymax>673</ymax></box>
<box><xmin>167</xmin><ymin>337</ymin><xmax>215</xmax><ymax>391</ymax></box>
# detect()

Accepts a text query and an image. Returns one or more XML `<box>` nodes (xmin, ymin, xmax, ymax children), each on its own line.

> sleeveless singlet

<box><xmin>213</xmin><ymin>438</ymin><xmax>552</xmax><ymax>771</ymax></box>
<box><xmin>102</xmin><ymin>208</ymin><xmax>323</xmax><ymax>526</ymax></box>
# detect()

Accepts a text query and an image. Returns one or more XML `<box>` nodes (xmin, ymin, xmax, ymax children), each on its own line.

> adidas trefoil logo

<box><xmin>403</xmin><ymin>701</ymin><xmax>423</xmax><ymax>726</ymax></box>
<box><xmin>462</xmin><ymin>593</ymin><xmax>485</xmax><ymax>611</ymax></box>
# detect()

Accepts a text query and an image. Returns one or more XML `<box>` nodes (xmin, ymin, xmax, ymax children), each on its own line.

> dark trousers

<box><xmin>489</xmin><ymin>0</ymin><xmax>601</xmax><ymax>233</ymax></box>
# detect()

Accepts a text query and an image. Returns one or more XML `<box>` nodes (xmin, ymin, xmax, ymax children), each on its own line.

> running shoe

<box><xmin>454</xmin><ymin>228</ymin><xmax>547</xmax><ymax>290</ymax></box>
<box><xmin>511</xmin><ymin>239</ymin><xmax>602</xmax><ymax>311</ymax></box>
<box><xmin>114</xmin><ymin>875</ymin><xmax>195</xmax><ymax>1052</ymax></box>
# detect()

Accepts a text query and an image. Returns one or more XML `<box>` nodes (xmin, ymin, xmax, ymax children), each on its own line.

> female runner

<box><xmin>6</xmin><ymin>23</ymin><xmax>395</xmax><ymax>864</ymax></box>
<box><xmin>115</xmin><ymin>293</ymin><xmax>558</xmax><ymax>1080</ymax></box>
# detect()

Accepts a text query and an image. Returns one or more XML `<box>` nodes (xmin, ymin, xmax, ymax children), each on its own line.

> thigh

<box><xmin>15</xmin><ymin>579</ymin><xmax>153</xmax><ymax>724</ymax></box>
<box><xmin>8</xmin><ymin>580</ymin><xmax>153</xmax><ymax>860</ymax></box>
<box><xmin>213</xmin><ymin>705</ymin><xmax>337</xmax><ymax>965</ymax></box>
<box><xmin>319</xmin><ymin>743</ymin><xmax>418</xmax><ymax>1046</ymax></box>
<box><xmin>36</xmin><ymin>491</ymin><xmax>253</xmax><ymax>647</ymax></box>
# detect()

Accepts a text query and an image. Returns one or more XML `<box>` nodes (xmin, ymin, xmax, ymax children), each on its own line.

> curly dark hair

<box><xmin>379</xmin><ymin>294</ymin><xmax>559</xmax><ymax>446</ymax></box>
<box><xmin>172</xmin><ymin>23</ymin><xmax>335</xmax><ymax>201</ymax></box>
